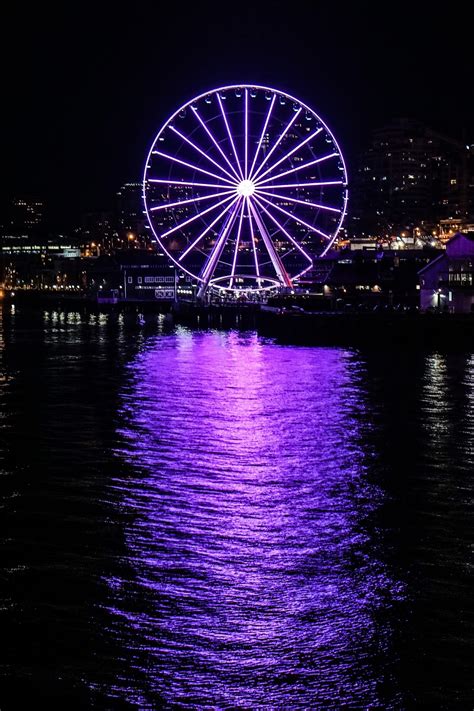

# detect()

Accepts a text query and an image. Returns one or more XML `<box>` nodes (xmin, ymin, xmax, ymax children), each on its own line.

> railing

<box><xmin>439</xmin><ymin>272</ymin><xmax>474</xmax><ymax>287</ymax></box>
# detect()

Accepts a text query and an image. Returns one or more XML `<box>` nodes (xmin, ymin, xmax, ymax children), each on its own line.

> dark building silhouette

<box><xmin>351</xmin><ymin>119</ymin><xmax>470</xmax><ymax>237</ymax></box>
<box><xmin>0</xmin><ymin>196</ymin><xmax>45</xmax><ymax>247</ymax></box>
<box><xmin>116</xmin><ymin>182</ymin><xmax>147</xmax><ymax>237</ymax></box>
<box><xmin>75</xmin><ymin>211</ymin><xmax>118</xmax><ymax>254</ymax></box>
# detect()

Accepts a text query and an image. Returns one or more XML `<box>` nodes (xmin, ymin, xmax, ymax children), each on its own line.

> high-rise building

<box><xmin>467</xmin><ymin>143</ymin><xmax>474</xmax><ymax>219</ymax></box>
<box><xmin>11</xmin><ymin>197</ymin><xmax>44</xmax><ymax>229</ymax></box>
<box><xmin>351</xmin><ymin>119</ymin><xmax>470</xmax><ymax>237</ymax></box>
<box><xmin>116</xmin><ymin>182</ymin><xmax>147</xmax><ymax>236</ymax></box>
<box><xmin>0</xmin><ymin>196</ymin><xmax>44</xmax><ymax>245</ymax></box>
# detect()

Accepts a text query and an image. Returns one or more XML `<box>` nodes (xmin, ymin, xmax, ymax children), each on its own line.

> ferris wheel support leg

<box><xmin>197</xmin><ymin>201</ymin><xmax>241</xmax><ymax>300</ymax></box>
<box><xmin>248</xmin><ymin>201</ymin><xmax>293</xmax><ymax>289</ymax></box>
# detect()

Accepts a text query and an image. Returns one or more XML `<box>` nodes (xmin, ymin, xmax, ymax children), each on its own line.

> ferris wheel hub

<box><xmin>237</xmin><ymin>179</ymin><xmax>256</xmax><ymax>197</ymax></box>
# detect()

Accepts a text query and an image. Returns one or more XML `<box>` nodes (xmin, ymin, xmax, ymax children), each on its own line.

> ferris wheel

<box><xmin>143</xmin><ymin>85</ymin><xmax>348</xmax><ymax>295</ymax></box>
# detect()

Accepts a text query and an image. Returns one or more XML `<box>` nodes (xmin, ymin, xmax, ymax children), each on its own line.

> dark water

<box><xmin>0</xmin><ymin>306</ymin><xmax>472</xmax><ymax>709</ymax></box>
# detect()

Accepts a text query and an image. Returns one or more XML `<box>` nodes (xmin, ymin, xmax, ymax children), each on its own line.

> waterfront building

<box><xmin>297</xmin><ymin>248</ymin><xmax>438</xmax><ymax>308</ymax></box>
<box><xmin>87</xmin><ymin>250</ymin><xmax>197</xmax><ymax>301</ymax></box>
<box><xmin>419</xmin><ymin>232</ymin><xmax>474</xmax><ymax>312</ymax></box>
<box><xmin>117</xmin><ymin>250</ymin><xmax>176</xmax><ymax>301</ymax></box>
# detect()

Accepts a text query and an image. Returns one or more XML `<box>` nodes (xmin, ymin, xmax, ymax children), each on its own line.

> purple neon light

<box><xmin>261</xmin><ymin>180</ymin><xmax>345</xmax><ymax>189</ymax></box>
<box><xmin>294</xmin><ymin>262</ymin><xmax>315</xmax><ymax>281</ymax></box>
<box><xmin>255</xmin><ymin>153</ymin><xmax>339</xmax><ymax>186</ymax></box>
<box><xmin>256</xmin><ymin>193</ymin><xmax>331</xmax><ymax>240</ymax></box>
<box><xmin>230</xmin><ymin>200</ymin><xmax>246</xmax><ymax>287</ymax></box>
<box><xmin>200</xmin><ymin>199</ymin><xmax>242</xmax><ymax>283</ymax></box>
<box><xmin>246</xmin><ymin>198</ymin><xmax>260</xmax><ymax>278</ymax></box>
<box><xmin>217</xmin><ymin>94</ymin><xmax>244</xmax><ymax>180</ymax></box>
<box><xmin>210</xmin><ymin>273</ymin><xmax>280</xmax><ymax>286</ymax></box>
<box><xmin>160</xmin><ymin>193</ymin><xmax>236</xmax><ymax>240</ymax></box>
<box><xmin>169</xmin><ymin>125</ymin><xmax>237</xmax><ymax>182</ymax></box>
<box><xmin>143</xmin><ymin>85</ymin><xmax>348</xmax><ymax>291</ymax></box>
<box><xmin>191</xmin><ymin>107</ymin><xmax>241</xmax><ymax>181</ymax></box>
<box><xmin>249</xmin><ymin>107</ymin><xmax>302</xmax><ymax>182</ymax></box>
<box><xmin>248</xmin><ymin>94</ymin><xmax>276</xmax><ymax>180</ymax></box>
<box><xmin>148</xmin><ymin>178</ymin><xmax>234</xmax><ymax>190</ymax></box>
<box><xmin>150</xmin><ymin>189</ymin><xmax>234</xmax><ymax>212</ymax></box>
<box><xmin>254</xmin><ymin>127</ymin><xmax>323</xmax><ymax>183</ymax></box>
<box><xmin>248</xmin><ymin>199</ymin><xmax>292</xmax><ymax>287</ymax></box>
<box><xmin>244</xmin><ymin>89</ymin><xmax>249</xmax><ymax>179</ymax></box>
<box><xmin>255</xmin><ymin>189</ymin><xmax>341</xmax><ymax>213</ymax></box>
<box><xmin>179</xmin><ymin>196</ymin><xmax>240</xmax><ymax>261</ymax></box>
<box><xmin>252</xmin><ymin>195</ymin><xmax>313</xmax><ymax>262</ymax></box>
<box><xmin>152</xmin><ymin>150</ymin><xmax>235</xmax><ymax>186</ymax></box>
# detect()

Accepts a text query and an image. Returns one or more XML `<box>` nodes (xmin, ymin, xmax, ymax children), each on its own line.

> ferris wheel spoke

<box><xmin>230</xmin><ymin>199</ymin><xmax>246</xmax><ymax>288</ymax></box>
<box><xmin>217</xmin><ymin>94</ymin><xmax>244</xmax><ymax>180</ymax></box>
<box><xmin>179</xmin><ymin>195</ymin><xmax>240</xmax><ymax>261</ymax></box>
<box><xmin>244</xmin><ymin>89</ymin><xmax>249</xmax><ymax>179</ymax></box>
<box><xmin>254</xmin><ymin>128</ymin><xmax>323</xmax><ymax>183</ymax></box>
<box><xmin>255</xmin><ymin>193</ymin><xmax>332</xmax><ymax>241</ymax></box>
<box><xmin>252</xmin><ymin>195</ymin><xmax>313</xmax><ymax>263</ymax></box>
<box><xmin>191</xmin><ymin>107</ymin><xmax>241</xmax><ymax>181</ymax></box>
<box><xmin>294</xmin><ymin>263</ymin><xmax>314</xmax><ymax>281</ymax></box>
<box><xmin>250</xmin><ymin>107</ymin><xmax>302</xmax><ymax>182</ymax></box>
<box><xmin>248</xmin><ymin>94</ymin><xmax>276</xmax><ymax>181</ymax></box>
<box><xmin>246</xmin><ymin>198</ymin><xmax>261</xmax><ymax>280</ymax></box>
<box><xmin>148</xmin><ymin>178</ymin><xmax>235</xmax><ymax>190</ymax></box>
<box><xmin>254</xmin><ymin>189</ymin><xmax>341</xmax><ymax>213</ymax></box>
<box><xmin>150</xmin><ymin>189</ymin><xmax>235</xmax><ymax>212</ymax></box>
<box><xmin>152</xmin><ymin>150</ymin><xmax>235</xmax><ymax>186</ymax></box>
<box><xmin>255</xmin><ymin>153</ymin><xmax>340</xmax><ymax>187</ymax></box>
<box><xmin>261</xmin><ymin>180</ymin><xmax>345</xmax><ymax>189</ymax></box>
<box><xmin>199</xmin><ymin>199</ymin><xmax>242</xmax><ymax>286</ymax></box>
<box><xmin>248</xmin><ymin>199</ymin><xmax>293</xmax><ymax>287</ymax></box>
<box><xmin>145</xmin><ymin>86</ymin><xmax>348</xmax><ymax>294</ymax></box>
<box><xmin>160</xmin><ymin>193</ymin><xmax>236</xmax><ymax>240</ymax></box>
<box><xmin>168</xmin><ymin>125</ymin><xmax>238</xmax><ymax>182</ymax></box>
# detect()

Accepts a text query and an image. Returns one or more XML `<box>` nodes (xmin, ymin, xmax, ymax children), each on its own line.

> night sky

<box><xmin>3</xmin><ymin>2</ymin><xmax>472</xmax><ymax>228</ymax></box>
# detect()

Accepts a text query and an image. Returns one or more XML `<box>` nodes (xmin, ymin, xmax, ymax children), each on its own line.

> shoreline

<box><xmin>2</xmin><ymin>293</ymin><xmax>474</xmax><ymax>350</ymax></box>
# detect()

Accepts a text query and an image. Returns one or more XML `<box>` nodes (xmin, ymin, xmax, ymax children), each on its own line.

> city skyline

<box><xmin>3</xmin><ymin>2</ymin><xmax>473</xmax><ymax>226</ymax></box>
<box><xmin>3</xmin><ymin>114</ymin><xmax>472</xmax><ymax>242</ymax></box>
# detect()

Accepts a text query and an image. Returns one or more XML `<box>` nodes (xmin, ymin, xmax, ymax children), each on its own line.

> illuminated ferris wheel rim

<box><xmin>143</xmin><ymin>84</ymin><xmax>348</xmax><ymax>291</ymax></box>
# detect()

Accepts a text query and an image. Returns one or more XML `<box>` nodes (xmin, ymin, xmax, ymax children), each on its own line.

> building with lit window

<box><xmin>351</xmin><ymin>119</ymin><xmax>470</xmax><ymax>237</ymax></box>
<box><xmin>296</xmin><ymin>247</ymin><xmax>438</xmax><ymax>308</ymax></box>
<box><xmin>116</xmin><ymin>183</ymin><xmax>147</xmax><ymax>235</ymax></box>
<box><xmin>0</xmin><ymin>196</ymin><xmax>45</xmax><ymax>247</ymax></box>
<box><xmin>419</xmin><ymin>232</ymin><xmax>474</xmax><ymax>312</ymax></box>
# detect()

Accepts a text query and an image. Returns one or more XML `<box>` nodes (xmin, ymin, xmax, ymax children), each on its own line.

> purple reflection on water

<box><xmin>105</xmin><ymin>330</ymin><xmax>404</xmax><ymax>707</ymax></box>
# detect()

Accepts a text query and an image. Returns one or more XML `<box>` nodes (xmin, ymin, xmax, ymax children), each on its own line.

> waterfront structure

<box><xmin>85</xmin><ymin>250</ymin><xmax>192</xmax><ymax>301</ymax></box>
<box><xmin>297</xmin><ymin>248</ymin><xmax>437</xmax><ymax>308</ymax></box>
<box><xmin>118</xmin><ymin>250</ymin><xmax>177</xmax><ymax>301</ymax></box>
<box><xmin>351</xmin><ymin>119</ymin><xmax>470</xmax><ymax>237</ymax></box>
<box><xmin>419</xmin><ymin>232</ymin><xmax>474</xmax><ymax>312</ymax></box>
<box><xmin>143</xmin><ymin>85</ymin><xmax>348</xmax><ymax>296</ymax></box>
